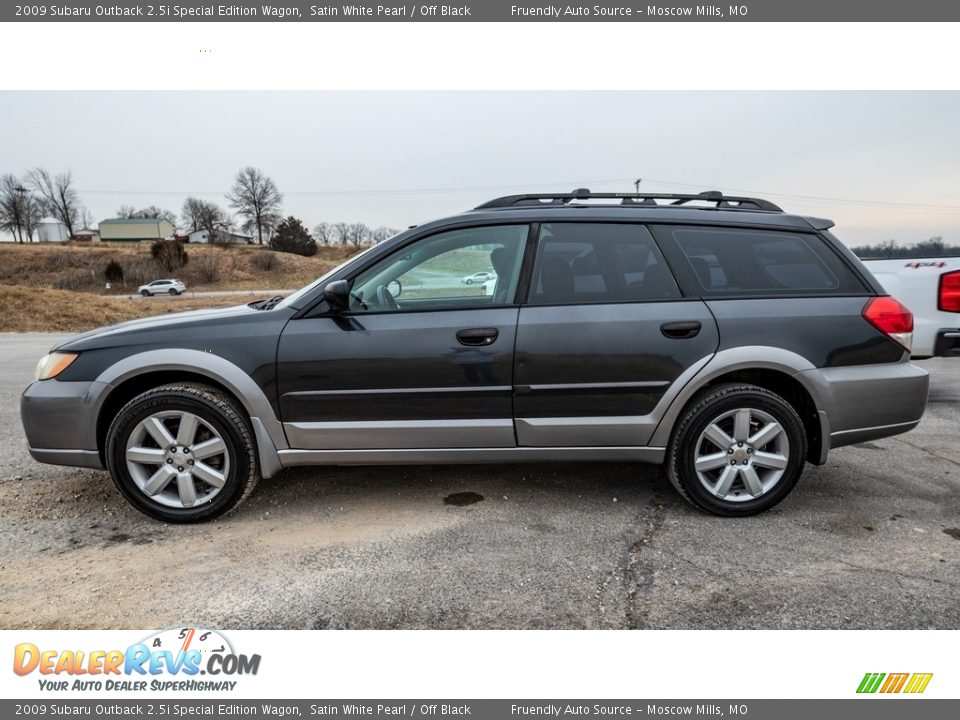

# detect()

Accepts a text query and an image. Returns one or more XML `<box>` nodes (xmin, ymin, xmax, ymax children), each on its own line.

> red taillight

<box><xmin>939</xmin><ymin>270</ymin><xmax>960</xmax><ymax>313</ymax></box>
<box><xmin>863</xmin><ymin>296</ymin><xmax>913</xmax><ymax>352</ymax></box>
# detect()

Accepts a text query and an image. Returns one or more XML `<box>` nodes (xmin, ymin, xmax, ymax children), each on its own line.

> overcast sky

<box><xmin>1</xmin><ymin>91</ymin><xmax>958</xmax><ymax>247</ymax></box>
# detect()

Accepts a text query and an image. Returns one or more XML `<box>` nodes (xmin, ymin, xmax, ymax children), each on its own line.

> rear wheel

<box><xmin>666</xmin><ymin>383</ymin><xmax>806</xmax><ymax>516</ymax></box>
<box><xmin>105</xmin><ymin>384</ymin><xmax>260</xmax><ymax>522</ymax></box>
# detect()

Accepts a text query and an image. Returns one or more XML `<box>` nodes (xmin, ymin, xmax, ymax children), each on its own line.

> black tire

<box><xmin>105</xmin><ymin>383</ymin><xmax>260</xmax><ymax>523</ymax></box>
<box><xmin>666</xmin><ymin>383</ymin><xmax>806</xmax><ymax>517</ymax></box>
<box><xmin>141</xmin><ymin>289</ymin><xmax>150</xmax><ymax>297</ymax></box>
<box><xmin>169</xmin><ymin>288</ymin><xmax>178</xmax><ymax>295</ymax></box>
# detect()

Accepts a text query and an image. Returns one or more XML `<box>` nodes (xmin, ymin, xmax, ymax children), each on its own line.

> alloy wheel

<box><xmin>693</xmin><ymin>407</ymin><xmax>790</xmax><ymax>503</ymax></box>
<box><xmin>125</xmin><ymin>410</ymin><xmax>230</xmax><ymax>509</ymax></box>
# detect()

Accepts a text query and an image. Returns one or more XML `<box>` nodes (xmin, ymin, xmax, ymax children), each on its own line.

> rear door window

<box><xmin>653</xmin><ymin>226</ymin><xmax>867</xmax><ymax>296</ymax></box>
<box><xmin>528</xmin><ymin>223</ymin><xmax>680</xmax><ymax>305</ymax></box>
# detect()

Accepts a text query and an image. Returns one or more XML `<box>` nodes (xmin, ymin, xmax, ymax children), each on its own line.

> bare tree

<box><xmin>1</xmin><ymin>176</ymin><xmax>51</xmax><ymax>243</ymax></box>
<box><xmin>876</xmin><ymin>239</ymin><xmax>898</xmax><ymax>258</ymax></box>
<box><xmin>332</xmin><ymin>222</ymin><xmax>350</xmax><ymax>246</ymax></box>
<box><xmin>23</xmin><ymin>191</ymin><xmax>44</xmax><ymax>242</ymax></box>
<box><xmin>226</xmin><ymin>167</ymin><xmax>282</xmax><ymax>245</ymax></box>
<box><xmin>346</xmin><ymin>222</ymin><xmax>370</xmax><ymax>249</ymax></box>
<box><xmin>915</xmin><ymin>236</ymin><xmax>946</xmax><ymax>256</ymax></box>
<box><xmin>312</xmin><ymin>221</ymin><xmax>333</xmax><ymax>246</ymax></box>
<box><xmin>181</xmin><ymin>197</ymin><xmax>232</xmax><ymax>243</ymax></box>
<box><xmin>27</xmin><ymin>168</ymin><xmax>83</xmax><ymax>237</ymax></box>
<box><xmin>79</xmin><ymin>207</ymin><xmax>96</xmax><ymax>232</ymax></box>
<box><xmin>117</xmin><ymin>204</ymin><xmax>177</xmax><ymax>226</ymax></box>
<box><xmin>0</xmin><ymin>174</ymin><xmax>26</xmax><ymax>243</ymax></box>
<box><xmin>370</xmin><ymin>226</ymin><xmax>399</xmax><ymax>244</ymax></box>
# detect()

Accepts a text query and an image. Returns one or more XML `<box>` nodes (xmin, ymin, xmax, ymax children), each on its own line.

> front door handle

<box><xmin>456</xmin><ymin>328</ymin><xmax>499</xmax><ymax>346</ymax></box>
<box><xmin>660</xmin><ymin>321</ymin><xmax>701</xmax><ymax>339</ymax></box>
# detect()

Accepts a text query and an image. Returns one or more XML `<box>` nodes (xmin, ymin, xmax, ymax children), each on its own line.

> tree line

<box><xmin>0</xmin><ymin>165</ymin><xmax>398</xmax><ymax>256</ymax></box>
<box><xmin>850</xmin><ymin>236</ymin><xmax>960</xmax><ymax>260</ymax></box>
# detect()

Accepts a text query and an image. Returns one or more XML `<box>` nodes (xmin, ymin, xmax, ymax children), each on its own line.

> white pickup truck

<box><xmin>861</xmin><ymin>256</ymin><xmax>960</xmax><ymax>358</ymax></box>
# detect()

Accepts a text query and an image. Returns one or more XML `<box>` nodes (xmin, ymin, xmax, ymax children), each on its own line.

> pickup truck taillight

<box><xmin>939</xmin><ymin>270</ymin><xmax>960</xmax><ymax>312</ymax></box>
<box><xmin>863</xmin><ymin>296</ymin><xmax>913</xmax><ymax>352</ymax></box>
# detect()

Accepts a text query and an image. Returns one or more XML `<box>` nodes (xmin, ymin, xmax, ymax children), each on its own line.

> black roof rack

<box><xmin>475</xmin><ymin>188</ymin><xmax>783</xmax><ymax>213</ymax></box>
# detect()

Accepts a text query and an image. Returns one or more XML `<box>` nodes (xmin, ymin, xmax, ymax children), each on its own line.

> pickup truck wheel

<box><xmin>667</xmin><ymin>383</ymin><xmax>806</xmax><ymax>517</ymax></box>
<box><xmin>105</xmin><ymin>384</ymin><xmax>260</xmax><ymax>523</ymax></box>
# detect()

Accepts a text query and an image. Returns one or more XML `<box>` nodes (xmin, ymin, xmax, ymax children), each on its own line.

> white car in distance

<box><xmin>461</xmin><ymin>270</ymin><xmax>496</xmax><ymax>285</ymax></box>
<box><xmin>138</xmin><ymin>279</ymin><xmax>186</xmax><ymax>296</ymax></box>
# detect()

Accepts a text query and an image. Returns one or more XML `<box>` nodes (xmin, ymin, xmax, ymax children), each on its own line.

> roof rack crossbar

<box><xmin>475</xmin><ymin>189</ymin><xmax>783</xmax><ymax>213</ymax></box>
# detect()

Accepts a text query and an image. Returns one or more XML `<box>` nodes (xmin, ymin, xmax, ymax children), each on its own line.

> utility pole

<box><xmin>634</xmin><ymin>178</ymin><xmax>642</xmax><ymax>194</ymax></box>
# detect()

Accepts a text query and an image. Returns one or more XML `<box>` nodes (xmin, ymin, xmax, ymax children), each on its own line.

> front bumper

<box><xmin>21</xmin><ymin>379</ymin><xmax>110</xmax><ymax>470</ymax></box>
<box><xmin>799</xmin><ymin>361</ymin><xmax>930</xmax><ymax>450</ymax></box>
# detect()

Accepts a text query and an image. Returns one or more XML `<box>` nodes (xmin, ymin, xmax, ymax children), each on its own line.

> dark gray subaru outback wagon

<box><xmin>21</xmin><ymin>190</ymin><xmax>929</xmax><ymax>522</ymax></box>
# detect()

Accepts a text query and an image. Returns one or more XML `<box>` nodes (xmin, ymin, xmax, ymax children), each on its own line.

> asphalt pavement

<box><xmin>1</xmin><ymin>333</ymin><xmax>957</xmax><ymax>629</ymax></box>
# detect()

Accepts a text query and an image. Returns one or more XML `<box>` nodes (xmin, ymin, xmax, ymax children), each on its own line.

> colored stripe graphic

<box><xmin>857</xmin><ymin>672</ymin><xmax>932</xmax><ymax>694</ymax></box>
<box><xmin>857</xmin><ymin>673</ymin><xmax>885</xmax><ymax>693</ymax></box>
<box><xmin>880</xmin><ymin>673</ymin><xmax>908</xmax><ymax>693</ymax></box>
<box><xmin>904</xmin><ymin>673</ymin><xmax>934</xmax><ymax>694</ymax></box>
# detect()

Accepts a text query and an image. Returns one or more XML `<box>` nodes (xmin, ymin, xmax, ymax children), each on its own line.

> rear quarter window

<box><xmin>653</xmin><ymin>225</ymin><xmax>868</xmax><ymax>297</ymax></box>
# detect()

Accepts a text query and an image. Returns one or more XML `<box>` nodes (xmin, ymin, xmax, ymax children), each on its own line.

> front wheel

<box><xmin>666</xmin><ymin>383</ymin><xmax>807</xmax><ymax>516</ymax></box>
<box><xmin>105</xmin><ymin>384</ymin><xmax>261</xmax><ymax>522</ymax></box>
<box><xmin>169</xmin><ymin>288</ymin><xmax>179</xmax><ymax>295</ymax></box>
<box><xmin>141</xmin><ymin>289</ymin><xmax>150</xmax><ymax>297</ymax></box>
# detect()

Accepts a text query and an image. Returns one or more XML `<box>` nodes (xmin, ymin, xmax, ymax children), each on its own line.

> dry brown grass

<box><xmin>0</xmin><ymin>285</ymin><xmax>267</xmax><ymax>333</ymax></box>
<box><xmin>0</xmin><ymin>242</ymin><xmax>359</xmax><ymax>295</ymax></box>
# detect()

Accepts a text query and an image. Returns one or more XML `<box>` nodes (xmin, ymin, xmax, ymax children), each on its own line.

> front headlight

<box><xmin>35</xmin><ymin>352</ymin><xmax>79</xmax><ymax>381</ymax></box>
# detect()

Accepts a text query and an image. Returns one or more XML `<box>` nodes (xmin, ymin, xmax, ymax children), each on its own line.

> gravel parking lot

<box><xmin>1</xmin><ymin>333</ymin><xmax>957</xmax><ymax>630</ymax></box>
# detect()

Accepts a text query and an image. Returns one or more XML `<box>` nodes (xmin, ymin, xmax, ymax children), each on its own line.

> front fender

<box><xmin>94</xmin><ymin>349</ymin><xmax>286</xmax><ymax>478</ymax></box>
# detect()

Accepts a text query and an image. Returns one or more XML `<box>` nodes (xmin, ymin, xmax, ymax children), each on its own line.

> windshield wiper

<box><xmin>248</xmin><ymin>295</ymin><xmax>285</xmax><ymax>310</ymax></box>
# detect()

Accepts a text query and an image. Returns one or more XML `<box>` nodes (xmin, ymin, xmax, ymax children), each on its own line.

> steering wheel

<box><xmin>376</xmin><ymin>284</ymin><xmax>400</xmax><ymax>311</ymax></box>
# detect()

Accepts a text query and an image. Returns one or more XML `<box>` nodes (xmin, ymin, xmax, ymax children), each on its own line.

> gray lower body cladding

<box><xmin>22</xmin><ymin>357</ymin><xmax>929</xmax><ymax>473</ymax></box>
<box><xmin>21</xmin><ymin>379</ymin><xmax>109</xmax><ymax>470</ymax></box>
<box><xmin>796</xmin><ymin>361</ymin><xmax>929</xmax><ymax>449</ymax></box>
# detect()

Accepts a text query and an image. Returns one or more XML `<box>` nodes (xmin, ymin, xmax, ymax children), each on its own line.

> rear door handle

<box><xmin>660</xmin><ymin>321</ymin><xmax>701</xmax><ymax>339</ymax></box>
<box><xmin>456</xmin><ymin>328</ymin><xmax>499</xmax><ymax>346</ymax></box>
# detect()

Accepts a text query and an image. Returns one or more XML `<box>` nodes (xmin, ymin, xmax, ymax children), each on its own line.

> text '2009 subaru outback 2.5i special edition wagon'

<box><xmin>22</xmin><ymin>190</ymin><xmax>930</xmax><ymax>522</ymax></box>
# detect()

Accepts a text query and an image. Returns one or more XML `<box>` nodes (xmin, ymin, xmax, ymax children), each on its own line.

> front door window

<box><xmin>348</xmin><ymin>225</ymin><xmax>529</xmax><ymax>312</ymax></box>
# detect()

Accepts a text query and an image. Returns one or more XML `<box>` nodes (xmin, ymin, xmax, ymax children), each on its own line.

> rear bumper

<box><xmin>21</xmin><ymin>379</ymin><xmax>109</xmax><ymax>470</ymax></box>
<box><xmin>799</xmin><ymin>361</ymin><xmax>929</xmax><ymax>451</ymax></box>
<box><xmin>932</xmin><ymin>329</ymin><xmax>960</xmax><ymax>358</ymax></box>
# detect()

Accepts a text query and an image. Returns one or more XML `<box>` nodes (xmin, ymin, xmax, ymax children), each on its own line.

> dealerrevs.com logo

<box><xmin>857</xmin><ymin>673</ymin><xmax>933</xmax><ymax>694</ymax></box>
<box><xmin>13</xmin><ymin>627</ymin><xmax>261</xmax><ymax>692</ymax></box>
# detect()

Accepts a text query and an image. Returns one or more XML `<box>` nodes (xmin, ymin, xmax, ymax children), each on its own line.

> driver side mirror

<box><xmin>323</xmin><ymin>279</ymin><xmax>351</xmax><ymax>312</ymax></box>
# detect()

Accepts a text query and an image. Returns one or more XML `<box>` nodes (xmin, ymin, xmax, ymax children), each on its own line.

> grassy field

<box><xmin>0</xmin><ymin>242</ymin><xmax>362</xmax><ymax>332</ymax></box>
